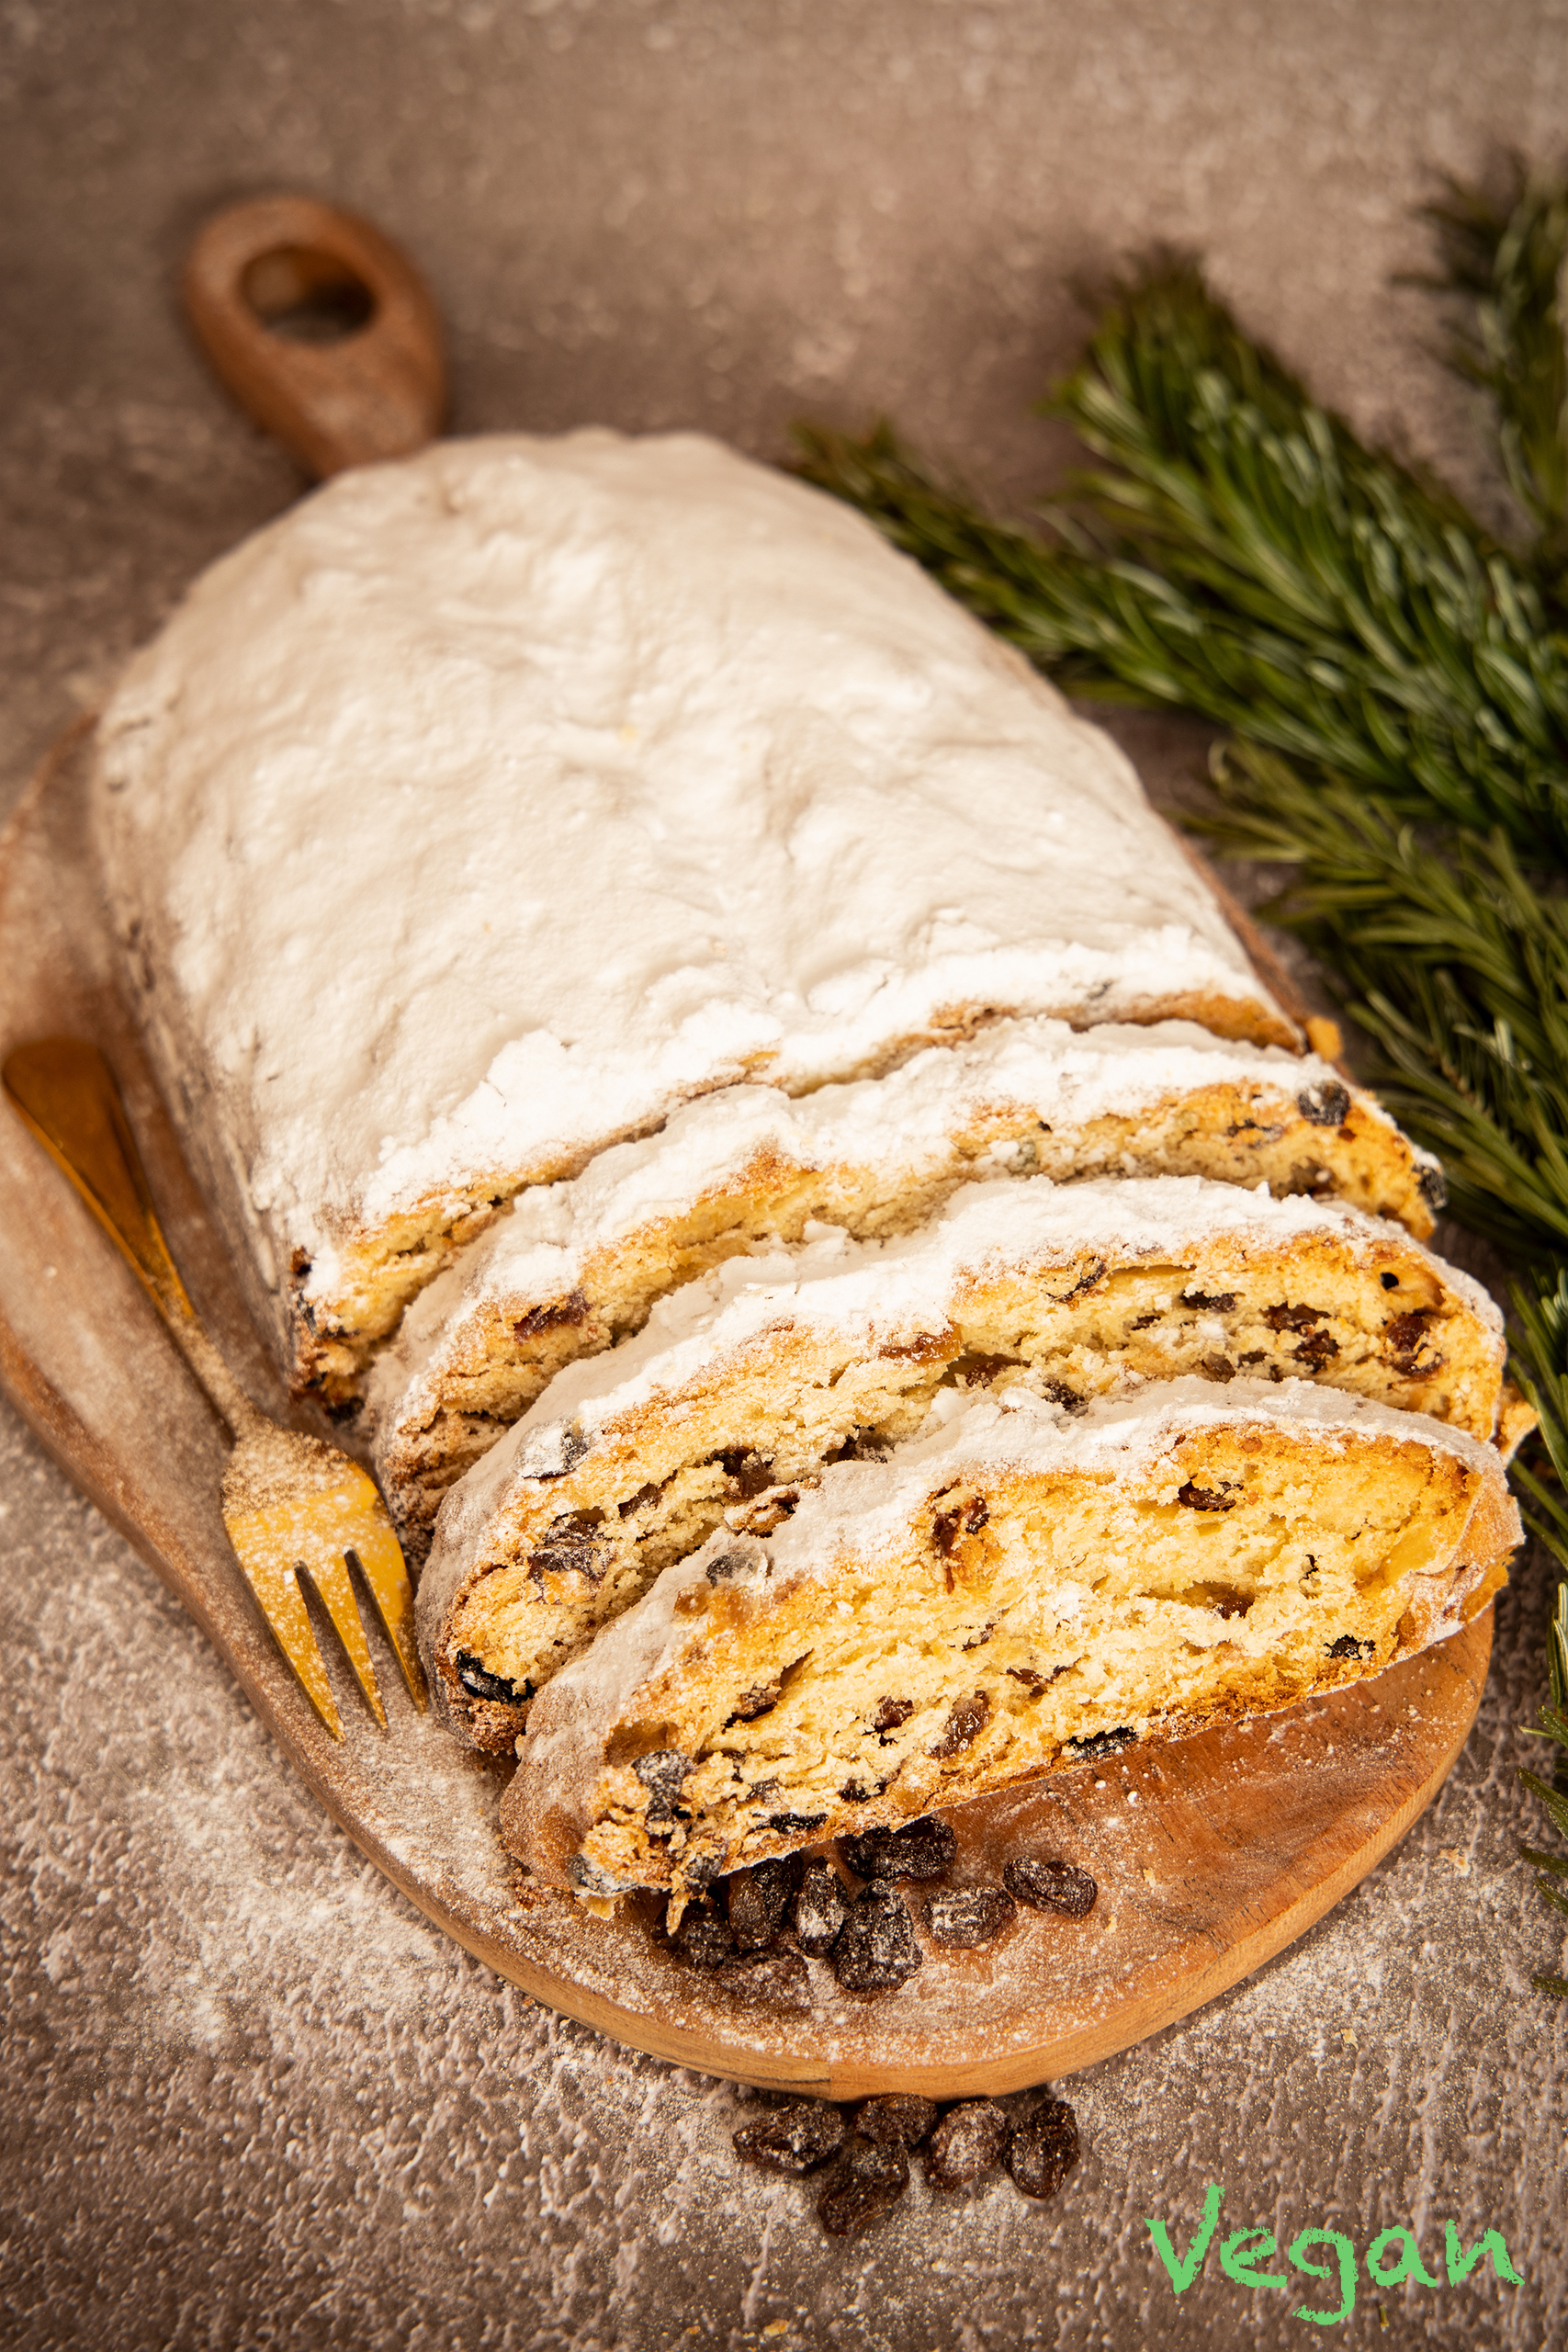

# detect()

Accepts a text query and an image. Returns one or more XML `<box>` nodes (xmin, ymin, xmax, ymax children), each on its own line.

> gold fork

<box><xmin>3</xmin><ymin>1037</ymin><xmax>426</xmax><ymax>1738</ymax></box>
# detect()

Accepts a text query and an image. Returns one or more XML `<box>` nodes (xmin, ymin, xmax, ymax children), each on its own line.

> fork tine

<box><xmin>294</xmin><ymin>1539</ymin><xmax>387</xmax><ymax>1729</ymax></box>
<box><xmin>343</xmin><ymin>1510</ymin><xmax>427</xmax><ymax>1712</ymax></box>
<box><xmin>222</xmin><ymin>1503</ymin><xmax>344</xmax><ymax>1739</ymax></box>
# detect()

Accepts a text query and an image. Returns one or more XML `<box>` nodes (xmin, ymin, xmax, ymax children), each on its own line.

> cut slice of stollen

<box><xmin>502</xmin><ymin>1378</ymin><xmax>1518</xmax><ymax>1910</ymax></box>
<box><xmin>414</xmin><ymin>1173</ymin><xmax>1505</xmax><ymax>1752</ymax></box>
<box><xmin>369</xmin><ymin>1014</ymin><xmax>1445</xmax><ymax>1555</ymax></box>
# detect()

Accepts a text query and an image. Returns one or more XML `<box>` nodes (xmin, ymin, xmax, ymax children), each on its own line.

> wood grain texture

<box><xmin>0</xmin><ymin>723</ymin><xmax>1494</xmax><ymax>2094</ymax></box>
<box><xmin>183</xmin><ymin>195</ymin><xmax>446</xmax><ymax>478</ymax></box>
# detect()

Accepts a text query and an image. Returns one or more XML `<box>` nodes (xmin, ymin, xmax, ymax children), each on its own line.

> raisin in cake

<box><xmin>416</xmin><ymin>1173</ymin><xmax>1503</xmax><ymax>1750</ymax></box>
<box><xmin>92</xmin><ymin>431</ymin><xmax>1296</xmax><ymax>1396</ymax></box>
<box><xmin>502</xmin><ymin>1379</ymin><xmax>1518</xmax><ymax>1907</ymax></box>
<box><xmin>368</xmin><ymin>1015</ymin><xmax>1443</xmax><ymax>1554</ymax></box>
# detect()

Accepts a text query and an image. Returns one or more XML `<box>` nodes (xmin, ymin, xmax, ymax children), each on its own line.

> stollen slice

<box><xmin>501</xmin><ymin>1379</ymin><xmax>1518</xmax><ymax>1910</ymax></box>
<box><xmin>369</xmin><ymin>1015</ymin><xmax>1443</xmax><ymax>1554</ymax></box>
<box><xmin>416</xmin><ymin>1173</ymin><xmax>1505</xmax><ymax>1751</ymax></box>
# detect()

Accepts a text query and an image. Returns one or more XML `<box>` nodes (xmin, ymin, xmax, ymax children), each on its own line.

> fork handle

<box><xmin>3</xmin><ymin>1038</ymin><xmax>265</xmax><ymax>1442</ymax></box>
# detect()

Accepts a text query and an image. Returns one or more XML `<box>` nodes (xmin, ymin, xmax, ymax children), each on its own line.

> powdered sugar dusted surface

<box><xmin>90</xmin><ymin>430</ymin><xmax>1281</xmax><ymax>1325</ymax></box>
<box><xmin>423</xmin><ymin>1172</ymin><xmax>1502</xmax><ymax>1585</ymax></box>
<box><xmin>366</xmin><ymin>1012</ymin><xmax>1429</xmax><ymax>1433</ymax></box>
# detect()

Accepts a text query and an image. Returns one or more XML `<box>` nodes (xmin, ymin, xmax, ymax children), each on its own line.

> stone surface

<box><xmin>2</xmin><ymin>4</ymin><xmax>1567</xmax><ymax>2345</ymax></box>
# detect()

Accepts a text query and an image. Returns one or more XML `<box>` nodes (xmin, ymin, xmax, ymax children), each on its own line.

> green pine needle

<box><xmin>796</xmin><ymin>171</ymin><xmax>1568</xmax><ymax>1989</ymax></box>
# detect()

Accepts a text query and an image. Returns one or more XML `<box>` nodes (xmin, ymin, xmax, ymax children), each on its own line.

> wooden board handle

<box><xmin>184</xmin><ymin>194</ymin><xmax>446</xmax><ymax>479</ymax></box>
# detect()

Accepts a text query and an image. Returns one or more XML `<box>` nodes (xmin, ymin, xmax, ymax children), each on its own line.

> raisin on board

<box><xmin>842</xmin><ymin>1815</ymin><xmax>957</xmax><ymax>1882</ymax></box>
<box><xmin>925</xmin><ymin>2099</ymin><xmax>1010</xmax><ymax>2188</ymax></box>
<box><xmin>715</xmin><ymin>1950</ymin><xmax>814</xmax><ymax>2011</ymax></box>
<box><xmin>733</xmin><ymin>2101</ymin><xmax>846</xmax><ymax>2174</ymax></box>
<box><xmin>818</xmin><ymin>2135</ymin><xmax>910</xmax><ymax>2235</ymax></box>
<box><xmin>727</xmin><ymin>1855</ymin><xmax>801</xmax><ymax>1951</ymax></box>
<box><xmin>829</xmin><ymin>1880</ymin><xmax>923</xmax><ymax>1992</ymax></box>
<box><xmin>671</xmin><ymin>1904</ymin><xmax>737</xmax><ymax>1971</ymax></box>
<box><xmin>853</xmin><ymin>2093</ymin><xmax>940</xmax><ymax>2149</ymax></box>
<box><xmin>924</xmin><ymin>1884</ymin><xmax>1017</xmax><ymax>1949</ymax></box>
<box><xmin>1003</xmin><ymin>1857</ymin><xmax>1099</xmax><ymax>1918</ymax></box>
<box><xmin>1005</xmin><ymin>2096</ymin><xmax>1079</xmax><ymax>2200</ymax></box>
<box><xmin>792</xmin><ymin>1860</ymin><xmax>849</xmax><ymax>1957</ymax></box>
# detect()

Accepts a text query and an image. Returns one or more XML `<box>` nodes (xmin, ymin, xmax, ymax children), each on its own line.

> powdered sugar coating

<box><xmin>91</xmin><ymin>429</ymin><xmax>1283</xmax><ymax>1337</ymax></box>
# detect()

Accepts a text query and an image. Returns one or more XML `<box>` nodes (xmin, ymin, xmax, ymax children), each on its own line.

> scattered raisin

<box><xmin>453</xmin><ymin>1651</ymin><xmax>529</xmax><ymax>1706</ymax></box>
<box><xmin>1004</xmin><ymin>1857</ymin><xmax>1099</xmax><ymax>1917</ymax></box>
<box><xmin>728</xmin><ymin>1679</ymin><xmax>783</xmax><ymax>1724</ymax></box>
<box><xmin>854</xmin><ymin>2094</ymin><xmax>939</xmax><ymax>2149</ymax></box>
<box><xmin>734</xmin><ymin>2102</ymin><xmax>845</xmax><ymax>2173</ymax></box>
<box><xmin>930</xmin><ymin>1689</ymin><xmax>991</xmax><ymax>1759</ymax></box>
<box><xmin>1297</xmin><ymin>1080</ymin><xmax>1350</xmax><ymax>1127</ymax></box>
<box><xmin>1292</xmin><ymin>1328</ymin><xmax>1339</xmax><ymax>1364</ymax></box>
<box><xmin>1183</xmin><ymin>1289</ymin><xmax>1237</xmax><ymax>1312</ymax></box>
<box><xmin>1198</xmin><ymin>1352</ymin><xmax>1235</xmax><ymax>1382</ymax></box>
<box><xmin>829</xmin><ymin>1880</ymin><xmax>923</xmax><ymax>1992</ymax></box>
<box><xmin>716</xmin><ymin>1950</ymin><xmax>814</xmax><ymax>2010</ymax></box>
<box><xmin>671</xmin><ymin>1905</ymin><xmax>738</xmax><ymax>1970</ymax></box>
<box><xmin>1263</xmin><ymin>1302</ymin><xmax>1326</xmax><ymax>1333</ymax></box>
<box><xmin>768</xmin><ymin>1810</ymin><xmax>828</xmax><ymax>1835</ymax></box>
<box><xmin>793</xmin><ymin>1860</ymin><xmax>849</xmax><ymax>1956</ymax></box>
<box><xmin>1039</xmin><ymin>1379</ymin><xmax>1084</xmax><ymax>1412</ymax></box>
<box><xmin>1005</xmin><ymin>2096</ymin><xmax>1079</xmax><ymax>2200</ymax></box>
<box><xmin>728</xmin><ymin>1856</ymin><xmax>801</xmax><ymax>1950</ymax></box>
<box><xmin>1381</xmin><ymin>1271</ymin><xmax>1400</xmax><ymax>1291</ymax></box>
<box><xmin>705</xmin><ymin>1549</ymin><xmax>750</xmax><ymax>1584</ymax></box>
<box><xmin>513</xmin><ymin>1288</ymin><xmax>591</xmax><ymax>1340</ymax></box>
<box><xmin>924</xmin><ymin>2099</ymin><xmax>1010</xmax><ymax>2188</ymax></box>
<box><xmin>618</xmin><ymin>1481</ymin><xmax>664</xmax><ymax>1519</ymax></box>
<box><xmin>842</xmin><ymin>1815</ymin><xmax>957</xmax><ymax>1882</ymax></box>
<box><xmin>1327</xmin><ymin>1633</ymin><xmax>1376</xmax><ymax>1660</ymax></box>
<box><xmin>526</xmin><ymin>1518</ymin><xmax>604</xmax><ymax>1584</ymax></box>
<box><xmin>924</xmin><ymin>1885</ymin><xmax>1017</xmax><ymax>1948</ymax></box>
<box><xmin>1066</xmin><ymin>1725</ymin><xmax>1136</xmax><ymax>1763</ymax></box>
<box><xmin>721</xmin><ymin>1450</ymin><xmax>778</xmax><ymax>1499</ymax></box>
<box><xmin>1417</xmin><ymin>1161</ymin><xmax>1448</xmax><ymax>1212</ymax></box>
<box><xmin>873</xmin><ymin>1696</ymin><xmax>915</xmax><ymax>1736</ymax></box>
<box><xmin>634</xmin><ymin>1750</ymin><xmax>694</xmax><ymax>1821</ymax></box>
<box><xmin>1178</xmin><ymin>1482</ymin><xmax>1235</xmax><ymax>1512</ymax></box>
<box><xmin>818</xmin><ymin>2135</ymin><xmax>909</xmax><ymax>2234</ymax></box>
<box><xmin>932</xmin><ymin>1496</ymin><xmax>990</xmax><ymax>1555</ymax></box>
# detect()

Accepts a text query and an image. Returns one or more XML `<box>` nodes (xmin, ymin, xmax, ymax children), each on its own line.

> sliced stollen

<box><xmin>91</xmin><ymin>431</ymin><xmax>1292</xmax><ymax>1400</ymax></box>
<box><xmin>502</xmin><ymin>1380</ymin><xmax>1519</xmax><ymax>1908</ymax></box>
<box><xmin>369</xmin><ymin>1015</ymin><xmax>1444</xmax><ymax>1554</ymax></box>
<box><xmin>415</xmin><ymin>1173</ymin><xmax>1505</xmax><ymax>1751</ymax></box>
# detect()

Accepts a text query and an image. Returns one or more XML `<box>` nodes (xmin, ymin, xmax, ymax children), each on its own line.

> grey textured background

<box><xmin>2</xmin><ymin>5</ymin><xmax>1566</xmax><ymax>2347</ymax></box>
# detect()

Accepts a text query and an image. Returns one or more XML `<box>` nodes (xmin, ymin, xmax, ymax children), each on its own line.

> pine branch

<box><xmin>1421</xmin><ymin>160</ymin><xmax>1568</xmax><ymax>571</ymax></box>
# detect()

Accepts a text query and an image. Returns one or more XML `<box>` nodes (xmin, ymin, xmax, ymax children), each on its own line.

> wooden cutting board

<box><xmin>0</xmin><ymin>199</ymin><xmax>1495</xmax><ymax>2098</ymax></box>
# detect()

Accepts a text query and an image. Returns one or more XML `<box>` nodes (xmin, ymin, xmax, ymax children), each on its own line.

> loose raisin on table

<box><xmin>733</xmin><ymin>2101</ymin><xmax>846</xmax><ymax>2174</ymax></box>
<box><xmin>715</xmin><ymin>1950</ymin><xmax>814</xmax><ymax>2011</ymax></box>
<box><xmin>1003</xmin><ymin>1856</ymin><xmax>1098</xmax><ymax>1918</ymax></box>
<box><xmin>792</xmin><ymin>1859</ymin><xmax>849</xmax><ymax>1957</ymax></box>
<box><xmin>829</xmin><ymin>1879</ymin><xmax>923</xmax><ymax>1992</ymax></box>
<box><xmin>853</xmin><ymin>2093</ymin><xmax>939</xmax><ymax>2149</ymax></box>
<box><xmin>924</xmin><ymin>1884</ymin><xmax>1016</xmax><ymax>1949</ymax></box>
<box><xmin>818</xmin><ymin>2135</ymin><xmax>910</xmax><ymax>2235</ymax></box>
<box><xmin>925</xmin><ymin>2099</ymin><xmax>1010</xmax><ymax>2188</ymax></box>
<box><xmin>842</xmin><ymin>1815</ymin><xmax>956</xmax><ymax>1882</ymax></box>
<box><xmin>1005</xmin><ymin>2095</ymin><xmax>1079</xmax><ymax>2200</ymax></box>
<box><xmin>671</xmin><ymin>1904</ymin><xmax>737</xmax><ymax>1970</ymax></box>
<box><xmin>727</xmin><ymin>1855</ymin><xmax>801</xmax><ymax>1951</ymax></box>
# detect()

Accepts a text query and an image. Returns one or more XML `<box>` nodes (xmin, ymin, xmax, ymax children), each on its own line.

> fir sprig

<box><xmin>796</xmin><ymin>173</ymin><xmax>1568</xmax><ymax>1991</ymax></box>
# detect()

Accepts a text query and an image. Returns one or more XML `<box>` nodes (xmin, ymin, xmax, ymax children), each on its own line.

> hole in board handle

<box><xmin>241</xmin><ymin>244</ymin><xmax>378</xmax><ymax>345</ymax></box>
